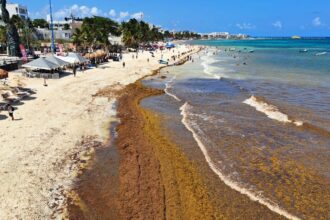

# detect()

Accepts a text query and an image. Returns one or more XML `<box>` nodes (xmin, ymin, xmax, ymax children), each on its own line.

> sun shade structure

<box><xmin>45</xmin><ymin>55</ymin><xmax>69</xmax><ymax>67</ymax></box>
<box><xmin>55</xmin><ymin>55</ymin><xmax>76</xmax><ymax>64</ymax></box>
<box><xmin>0</xmin><ymin>69</ymin><xmax>8</xmax><ymax>79</ymax></box>
<box><xmin>68</xmin><ymin>53</ymin><xmax>89</xmax><ymax>63</ymax></box>
<box><xmin>166</xmin><ymin>42</ymin><xmax>175</xmax><ymax>48</ymax></box>
<box><xmin>22</xmin><ymin>57</ymin><xmax>60</xmax><ymax>70</ymax></box>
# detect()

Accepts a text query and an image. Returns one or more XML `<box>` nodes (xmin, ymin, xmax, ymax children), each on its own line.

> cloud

<box><xmin>33</xmin><ymin>4</ymin><xmax>145</xmax><ymax>23</ymax></box>
<box><xmin>272</xmin><ymin>21</ymin><xmax>282</xmax><ymax>29</ymax></box>
<box><xmin>130</xmin><ymin>12</ymin><xmax>144</xmax><ymax>20</ymax></box>
<box><xmin>131</xmin><ymin>12</ymin><xmax>143</xmax><ymax>20</ymax></box>
<box><xmin>312</xmin><ymin>17</ymin><xmax>322</xmax><ymax>26</ymax></box>
<box><xmin>236</xmin><ymin>23</ymin><xmax>256</xmax><ymax>30</ymax></box>
<box><xmin>119</xmin><ymin>11</ymin><xmax>129</xmax><ymax>19</ymax></box>
<box><xmin>50</xmin><ymin>4</ymin><xmax>102</xmax><ymax>20</ymax></box>
<box><xmin>109</xmin><ymin>9</ymin><xmax>116</xmax><ymax>17</ymax></box>
<box><xmin>90</xmin><ymin>7</ymin><xmax>100</xmax><ymax>16</ymax></box>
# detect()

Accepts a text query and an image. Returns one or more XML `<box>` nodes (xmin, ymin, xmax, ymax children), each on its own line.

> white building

<box><xmin>208</xmin><ymin>32</ymin><xmax>230</xmax><ymax>39</ymax></box>
<box><xmin>108</xmin><ymin>34</ymin><xmax>123</xmax><ymax>45</ymax></box>
<box><xmin>2</xmin><ymin>3</ymin><xmax>28</xmax><ymax>20</ymax></box>
<box><xmin>46</xmin><ymin>15</ymin><xmax>83</xmax><ymax>31</ymax></box>
<box><xmin>36</xmin><ymin>28</ymin><xmax>72</xmax><ymax>41</ymax></box>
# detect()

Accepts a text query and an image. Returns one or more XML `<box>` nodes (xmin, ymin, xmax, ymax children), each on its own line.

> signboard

<box><xmin>19</xmin><ymin>44</ymin><xmax>27</xmax><ymax>63</ymax></box>
<box><xmin>58</xmin><ymin>44</ymin><xmax>64</xmax><ymax>56</ymax></box>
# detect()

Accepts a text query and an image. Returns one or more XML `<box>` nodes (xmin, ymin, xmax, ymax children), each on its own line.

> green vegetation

<box><xmin>0</xmin><ymin>15</ymin><xmax>201</xmax><ymax>53</ymax></box>
<box><xmin>32</xmin><ymin>18</ymin><xmax>49</xmax><ymax>29</ymax></box>
<box><xmin>121</xmin><ymin>18</ymin><xmax>164</xmax><ymax>48</ymax></box>
<box><xmin>72</xmin><ymin>17</ymin><xmax>201</xmax><ymax>50</ymax></box>
<box><xmin>72</xmin><ymin>16</ymin><xmax>120</xmax><ymax>51</ymax></box>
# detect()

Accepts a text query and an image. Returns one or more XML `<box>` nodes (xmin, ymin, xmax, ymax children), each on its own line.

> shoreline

<box><xmin>0</xmin><ymin>45</ymin><xmax>199</xmax><ymax>219</ymax></box>
<box><xmin>65</xmin><ymin>49</ymin><xmax>220</xmax><ymax>219</ymax></box>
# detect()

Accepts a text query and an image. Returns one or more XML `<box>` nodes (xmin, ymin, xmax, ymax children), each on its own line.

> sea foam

<box><xmin>180</xmin><ymin>102</ymin><xmax>301</xmax><ymax>220</ymax></box>
<box><xmin>243</xmin><ymin>96</ymin><xmax>303</xmax><ymax>126</ymax></box>
<box><xmin>164</xmin><ymin>76</ymin><xmax>181</xmax><ymax>101</ymax></box>
<box><xmin>201</xmin><ymin>52</ymin><xmax>223</xmax><ymax>80</ymax></box>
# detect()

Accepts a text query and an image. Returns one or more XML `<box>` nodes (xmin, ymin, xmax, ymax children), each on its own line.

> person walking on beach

<box><xmin>7</xmin><ymin>104</ymin><xmax>14</xmax><ymax>121</ymax></box>
<box><xmin>73</xmin><ymin>65</ymin><xmax>77</xmax><ymax>77</ymax></box>
<box><xmin>123</xmin><ymin>62</ymin><xmax>125</xmax><ymax>68</ymax></box>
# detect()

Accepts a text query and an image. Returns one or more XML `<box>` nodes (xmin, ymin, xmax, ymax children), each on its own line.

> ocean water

<box><xmin>142</xmin><ymin>39</ymin><xmax>330</xmax><ymax>219</ymax></box>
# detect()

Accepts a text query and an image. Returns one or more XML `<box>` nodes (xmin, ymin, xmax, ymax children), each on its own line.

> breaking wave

<box><xmin>201</xmin><ymin>52</ymin><xmax>224</xmax><ymax>80</ymax></box>
<box><xmin>243</xmin><ymin>96</ymin><xmax>304</xmax><ymax>126</ymax></box>
<box><xmin>164</xmin><ymin>76</ymin><xmax>181</xmax><ymax>101</ymax></box>
<box><xmin>180</xmin><ymin>102</ymin><xmax>301</xmax><ymax>220</ymax></box>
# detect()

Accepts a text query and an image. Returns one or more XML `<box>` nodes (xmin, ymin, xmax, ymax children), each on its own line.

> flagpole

<box><xmin>49</xmin><ymin>0</ymin><xmax>55</xmax><ymax>53</ymax></box>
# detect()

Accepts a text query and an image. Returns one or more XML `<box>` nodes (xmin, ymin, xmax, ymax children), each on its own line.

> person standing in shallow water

<box><xmin>7</xmin><ymin>104</ymin><xmax>14</xmax><ymax>121</ymax></box>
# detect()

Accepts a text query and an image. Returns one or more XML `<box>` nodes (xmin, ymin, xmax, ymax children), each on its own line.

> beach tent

<box><xmin>45</xmin><ymin>55</ymin><xmax>69</xmax><ymax>67</ymax></box>
<box><xmin>0</xmin><ymin>69</ymin><xmax>8</xmax><ymax>79</ymax></box>
<box><xmin>22</xmin><ymin>57</ymin><xmax>60</xmax><ymax>70</ymax></box>
<box><xmin>166</xmin><ymin>42</ymin><xmax>175</xmax><ymax>48</ymax></box>
<box><xmin>55</xmin><ymin>55</ymin><xmax>76</xmax><ymax>64</ymax></box>
<box><xmin>68</xmin><ymin>53</ymin><xmax>89</xmax><ymax>63</ymax></box>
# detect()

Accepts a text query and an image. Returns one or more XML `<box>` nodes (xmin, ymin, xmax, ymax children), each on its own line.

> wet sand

<box><xmin>0</xmin><ymin>45</ymin><xmax>199</xmax><ymax>219</ymax></box>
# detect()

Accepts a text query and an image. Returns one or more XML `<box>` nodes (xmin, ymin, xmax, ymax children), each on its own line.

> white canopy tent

<box><xmin>45</xmin><ymin>55</ymin><xmax>69</xmax><ymax>67</ymax></box>
<box><xmin>22</xmin><ymin>57</ymin><xmax>60</xmax><ymax>70</ymax></box>
<box><xmin>68</xmin><ymin>53</ymin><xmax>89</xmax><ymax>63</ymax></box>
<box><xmin>55</xmin><ymin>55</ymin><xmax>77</xmax><ymax>65</ymax></box>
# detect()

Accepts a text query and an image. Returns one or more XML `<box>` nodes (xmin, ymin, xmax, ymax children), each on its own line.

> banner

<box><xmin>58</xmin><ymin>44</ymin><xmax>64</xmax><ymax>56</ymax></box>
<box><xmin>19</xmin><ymin>44</ymin><xmax>27</xmax><ymax>63</ymax></box>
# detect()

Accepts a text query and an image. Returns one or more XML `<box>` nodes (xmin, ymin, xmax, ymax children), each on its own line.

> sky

<box><xmin>14</xmin><ymin>0</ymin><xmax>330</xmax><ymax>36</ymax></box>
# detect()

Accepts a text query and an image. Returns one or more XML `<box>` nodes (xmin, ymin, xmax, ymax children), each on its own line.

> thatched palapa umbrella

<box><xmin>0</xmin><ymin>69</ymin><xmax>9</xmax><ymax>79</ymax></box>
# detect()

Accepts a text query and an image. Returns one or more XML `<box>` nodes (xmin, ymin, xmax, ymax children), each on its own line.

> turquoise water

<box><xmin>142</xmin><ymin>39</ymin><xmax>330</xmax><ymax>219</ymax></box>
<box><xmin>191</xmin><ymin>38</ymin><xmax>330</xmax><ymax>86</ymax></box>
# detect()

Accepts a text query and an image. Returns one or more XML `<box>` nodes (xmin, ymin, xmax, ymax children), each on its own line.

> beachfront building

<box><xmin>108</xmin><ymin>34</ymin><xmax>123</xmax><ymax>46</ymax></box>
<box><xmin>36</xmin><ymin>28</ymin><xmax>72</xmax><ymax>41</ymax></box>
<box><xmin>46</xmin><ymin>15</ymin><xmax>83</xmax><ymax>31</ymax></box>
<box><xmin>202</xmin><ymin>32</ymin><xmax>249</xmax><ymax>40</ymax></box>
<box><xmin>208</xmin><ymin>32</ymin><xmax>230</xmax><ymax>39</ymax></box>
<box><xmin>36</xmin><ymin>17</ymin><xmax>83</xmax><ymax>41</ymax></box>
<box><xmin>0</xmin><ymin>3</ymin><xmax>28</xmax><ymax>20</ymax></box>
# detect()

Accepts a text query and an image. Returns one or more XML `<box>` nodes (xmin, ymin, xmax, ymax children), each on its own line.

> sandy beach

<box><xmin>0</xmin><ymin>45</ymin><xmax>199</xmax><ymax>219</ymax></box>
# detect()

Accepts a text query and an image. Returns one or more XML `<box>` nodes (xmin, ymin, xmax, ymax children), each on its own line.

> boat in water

<box><xmin>299</xmin><ymin>49</ymin><xmax>308</xmax><ymax>53</ymax></box>
<box><xmin>292</xmin><ymin>36</ymin><xmax>301</xmax><ymax>39</ymax></box>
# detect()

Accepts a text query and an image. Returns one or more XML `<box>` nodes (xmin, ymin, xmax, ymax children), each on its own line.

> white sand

<box><xmin>0</xmin><ymin>45</ymin><xmax>199</xmax><ymax>219</ymax></box>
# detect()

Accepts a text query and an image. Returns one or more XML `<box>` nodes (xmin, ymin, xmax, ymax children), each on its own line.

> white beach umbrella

<box><xmin>45</xmin><ymin>55</ymin><xmax>69</xmax><ymax>67</ymax></box>
<box><xmin>22</xmin><ymin>57</ymin><xmax>60</xmax><ymax>70</ymax></box>
<box><xmin>68</xmin><ymin>53</ymin><xmax>89</xmax><ymax>64</ymax></box>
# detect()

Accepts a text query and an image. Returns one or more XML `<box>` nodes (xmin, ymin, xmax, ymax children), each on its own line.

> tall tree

<box><xmin>0</xmin><ymin>0</ymin><xmax>21</xmax><ymax>56</ymax></box>
<box><xmin>32</xmin><ymin>19</ymin><xmax>49</xmax><ymax>29</ymax></box>
<box><xmin>121</xmin><ymin>19</ymin><xmax>164</xmax><ymax>48</ymax></box>
<box><xmin>73</xmin><ymin>16</ymin><xmax>120</xmax><ymax>51</ymax></box>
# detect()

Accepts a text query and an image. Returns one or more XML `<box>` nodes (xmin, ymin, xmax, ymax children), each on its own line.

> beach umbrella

<box><xmin>90</xmin><ymin>53</ymin><xmax>97</xmax><ymax>59</ymax></box>
<box><xmin>166</xmin><ymin>42</ymin><xmax>175</xmax><ymax>48</ymax></box>
<box><xmin>68</xmin><ymin>52</ymin><xmax>89</xmax><ymax>63</ymax></box>
<box><xmin>45</xmin><ymin>55</ymin><xmax>69</xmax><ymax>67</ymax></box>
<box><xmin>22</xmin><ymin>57</ymin><xmax>60</xmax><ymax>70</ymax></box>
<box><xmin>0</xmin><ymin>69</ymin><xmax>8</xmax><ymax>79</ymax></box>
